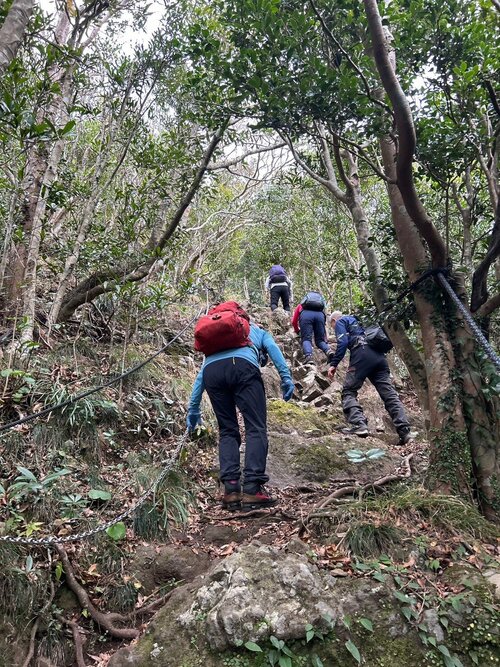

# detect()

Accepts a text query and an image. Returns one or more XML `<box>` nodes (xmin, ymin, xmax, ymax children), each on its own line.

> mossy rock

<box><xmin>291</xmin><ymin>443</ymin><xmax>343</xmax><ymax>481</ymax></box>
<box><xmin>441</xmin><ymin>563</ymin><xmax>496</xmax><ymax>603</ymax></box>
<box><xmin>267</xmin><ymin>399</ymin><xmax>340</xmax><ymax>435</ymax></box>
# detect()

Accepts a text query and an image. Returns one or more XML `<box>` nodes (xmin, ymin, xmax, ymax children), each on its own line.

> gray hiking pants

<box><xmin>342</xmin><ymin>344</ymin><xmax>410</xmax><ymax>436</ymax></box>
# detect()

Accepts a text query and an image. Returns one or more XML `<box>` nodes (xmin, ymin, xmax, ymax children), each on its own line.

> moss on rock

<box><xmin>267</xmin><ymin>400</ymin><xmax>340</xmax><ymax>435</ymax></box>
<box><xmin>291</xmin><ymin>443</ymin><xmax>343</xmax><ymax>481</ymax></box>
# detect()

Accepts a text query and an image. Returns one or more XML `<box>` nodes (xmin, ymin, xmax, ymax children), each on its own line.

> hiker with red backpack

<box><xmin>265</xmin><ymin>264</ymin><xmax>292</xmax><ymax>313</ymax></box>
<box><xmin>186</xmin><ymin>302</ymin><xmax>295</xmax><ymax>511</ymax></box>
<box><xmin>291</xmin><ymin>291</ymin><xmax>331</xmax><ymax>364</ymax></box>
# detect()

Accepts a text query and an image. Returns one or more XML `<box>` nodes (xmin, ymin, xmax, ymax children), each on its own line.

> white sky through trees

<box><xmin>38</xmin><ymin>0</ymin><xmax>162</xmax><ymax>51</ymax></box>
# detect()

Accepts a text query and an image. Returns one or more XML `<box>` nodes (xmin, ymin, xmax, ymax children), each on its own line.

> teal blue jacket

<box><xmin>188</xmin><ymin>323</ymin><xmax>292</xmax><ymax>413</ymax></box>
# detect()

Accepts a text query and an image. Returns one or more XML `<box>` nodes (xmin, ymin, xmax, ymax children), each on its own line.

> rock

<box><xmin>131</xmin><ymin>544</ymin><xmax>212</xmax><ymax>594</ymax></box>
<box><xmin>301</xmin><ymin>386</ymin><xmax>323</xmax><ymax>402</ymax></box>
<box><xmin>422</xmin><ymin>608</ymin><xmax>445</xmax><ymax>642</ymax></box>
<box><xmin>302</xmin><ymin>368</ymin><xmax>318</xmax><ymax>388</ymax></box>
<box><xmin>311</xmin><ymin>394</ymin><xmax>334</xmax><ymax>408</ymax></box>
<box><xmin>177</xmin><ymin>543</ymin><xmax>336</xmax><ymax>650</ymax></box>
<box><xmin>109</xmin><ymin>542</ymin><xmax>428</xmax><ymax>667</ymax></box>
<box><xmin>483</xmin><ymin>569</ymin><xmax>500</xmax><ymax>600</ymax></box>
<box><xmin>316</xmin><ymin>374</ymin><xmax>330</xmax><ymax>390</ymax></box>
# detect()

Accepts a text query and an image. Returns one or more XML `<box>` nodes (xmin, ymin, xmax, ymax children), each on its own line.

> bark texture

<box><xmin>0</xmin><ymin>0</ymin><xmax>34</xmax><ymax>76</ymax></box>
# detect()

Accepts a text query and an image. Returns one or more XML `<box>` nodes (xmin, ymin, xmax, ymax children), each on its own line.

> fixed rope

<box><xmin>0</xmin><ymin>309</ymin><xmax>202</xmax><ymax>435</ymax></box>
<box><xmin>436</xmin><ymin>271</ymin><xmax>500</xmax><ymax>372</ymax></box>
<box><xmin>377</xmin><ymin>267</ymin><xmax>500</xmax><ymax>372</ymax></box>
<box><xmin>0</xmin><ymin>433</ymin><xmax>187</xmax><ymax>546</ymax></box>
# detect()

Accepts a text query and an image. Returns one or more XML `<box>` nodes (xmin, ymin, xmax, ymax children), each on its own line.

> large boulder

<box><xmin>107</xmin><ymin>541</ymin><xmax>425</xmax><ymax>667</ymax></box>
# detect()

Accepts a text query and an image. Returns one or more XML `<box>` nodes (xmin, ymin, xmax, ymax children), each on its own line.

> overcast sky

<box><xmin>38</xmin><ymin>0</ymin><xmax>163</xmax><ymax>51</ymax></box>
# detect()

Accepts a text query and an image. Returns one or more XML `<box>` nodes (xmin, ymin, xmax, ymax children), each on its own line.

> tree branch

<box><xmin>279</xmin><ymin>130</ymin><xmax>349</xmax><ymax>203</ymax></box>
<box><xmin>308</xmin><ymin>0</ymin><xmax>394</xmax><ymax>118</ymax></box>
<box><xmin>207</xmin><ymin>141</ymin><xmax>286</xmax><ymax>170</ymax></box>
<box><xmin>475</xmin><ymin>291</ymin><xmax>500</xmax><ymax>318</ymax></box>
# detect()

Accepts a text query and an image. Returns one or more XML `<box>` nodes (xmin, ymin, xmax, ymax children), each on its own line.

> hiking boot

<box><xmin>397</xmin><ymin>430</ymin><xmax>415</xmax><ymax>446</ymax></box>
<box><xmin>221</xmin><ymin>492</ymin><xmax>242</xmax><ymax>511</ymax></box>
<box><xmin>342</xmin><ymin>424</ymin><xmax>369</xmax><ymax>437</ymax></box>
<box><xmin>303</xmin><ymin>355</ymin><xmax>314</xmax><ymax>365</ymax></box>
<box><xmin>241</xmin><ymin>487</ymin><xmax>278</xmax><ymax>510</ymax></box>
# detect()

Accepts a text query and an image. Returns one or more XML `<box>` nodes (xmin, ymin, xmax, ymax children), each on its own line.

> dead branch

<box><xmin>21</xmin><ymin>579</ymin><xmax>56</xmax><ymax>667</ymax></box>
<box><xmin>55</xmin><ymin>545</ymin><xmax>139</xmax><ymax>639</ymax></box>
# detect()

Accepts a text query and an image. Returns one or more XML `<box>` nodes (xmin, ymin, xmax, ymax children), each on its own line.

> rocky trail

<box><xmin>0</xmin><ymin>308</ymin><xmax>498</xmax><ymax>667</ymax></box>
<box><xmin>104</xmin><ymin>311</ymin><xmax>498</xmax><ymax>667</ymax></box>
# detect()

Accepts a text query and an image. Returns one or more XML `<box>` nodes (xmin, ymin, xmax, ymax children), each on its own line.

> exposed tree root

<box><xmin>126</xmin><ymin>590</ymin><xmax>175</xmax><ymax>620</ymax></box>
<box><xmin>304</xmin><ymin>453</ymin><xmax>414</xmax><ymax>523</ymax></box>
<box><xmin>55</xmin><ymin>545</ymin><xmax>139</xmax><ymax>639</ymax></box>
<box><xmin>57</xmin><ymin>614</ymin><xmax>86</xmax><ymax>667</ymax></box>
<box><xmin>21</xmin><ymin>579</ymin><xmax>56</xmax><ymax>667</ymax></box>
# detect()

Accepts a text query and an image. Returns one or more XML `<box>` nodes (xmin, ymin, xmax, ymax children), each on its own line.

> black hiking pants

<box><xmin>270</xmin><ymin>285</ymin><xmax>290</xmax><ymax>312</ymax></box>
<box><xmin>203</xmin><ymin>358</ymin><xmax>269</xmax><ymax>490</ymax></box>
<box><xmin>342</xmin><ymin>344</ymin><xmax>410</xmax><ymax>436</ymax></box>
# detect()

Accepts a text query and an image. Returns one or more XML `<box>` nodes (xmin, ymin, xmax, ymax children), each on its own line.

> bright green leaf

<box><xmin>359</xmin><ymin>617</ymin><xmax>373</xmax><ymax>632</ymax></box>
<box><xmin>244</xmin><ymin>641</ymin><xmax>262</xmax><ymax>652</ymax></box>
<box><xmin>106</xmin><ymin>522</ymin><xmax>126</xmax><ymax>541</ymax></box>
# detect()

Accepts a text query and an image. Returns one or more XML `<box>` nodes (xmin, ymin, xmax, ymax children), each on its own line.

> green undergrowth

<box><xmin>345</xmin><ymin>523</ymin><xmax>404</xmax><ymax>559</ymax></box>
<box><xmin>310</xmin><ymin>485</ymin><xmax>499</xmax><ymax>543</ymax></box>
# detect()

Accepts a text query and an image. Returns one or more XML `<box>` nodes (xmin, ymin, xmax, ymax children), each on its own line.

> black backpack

<box><xmin>364</xmin><ymin>325</ymin><xmax>393</xmax><ymax>353</ymax></box>
<box><xmin>301</xmin><ymin>291</ymin><xmax>325</xmax><ymax>311</ymax></box>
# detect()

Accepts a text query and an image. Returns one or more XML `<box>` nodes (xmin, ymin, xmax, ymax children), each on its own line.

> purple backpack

<box><xmin>269</xmin><ymin>265</ymin><xmax>287</xmax><ymax>283</ymax></box>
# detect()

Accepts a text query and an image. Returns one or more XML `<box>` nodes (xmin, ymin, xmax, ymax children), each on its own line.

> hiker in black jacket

<box><xmin>328</xmin><ymin>311</ymin><xmax>412</xmax><ymax>444</ymax></box>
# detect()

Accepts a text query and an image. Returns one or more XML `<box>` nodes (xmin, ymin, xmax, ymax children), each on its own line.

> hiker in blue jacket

<box><xmin>328</xmin><ymin>311</ymin><xmax>412</xmax><ymax>444</ymax></box>
<box><xmin>265</xmin><ymin>264</ymin><xmax>292</xmax><ymax>313</ymax></box>
<box><xmin>186</xmin><ymin>322</ymin><xmax>294</xmax><ymax>511</ymax></box>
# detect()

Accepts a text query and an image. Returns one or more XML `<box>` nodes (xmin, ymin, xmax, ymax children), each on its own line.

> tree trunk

<box><xmin>364</xmin><ymin>0</ymin><xmax>499</xmax><ymax>511</ymax></box>
<box><xmin>56</xmin><ymin>125</ymin><xmax>227</xmax><ymax>322</ymax></box>
<box><xmin>19</xmin><ymin>57</ymin><xmax>74</xmax><ymax>343</ymax></box>
<box><xmin>0</xmin><ymin>0</ymin><xmax>34</xmax><ymax>76</ymax></box>
<box><xmin>4</xmin><ymin>12</ymin><xmax>72</xmax><ymax>313</ymax></box>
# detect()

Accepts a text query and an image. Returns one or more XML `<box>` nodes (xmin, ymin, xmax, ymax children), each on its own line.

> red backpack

<box><xmin>194</xmin><ymin>301</ymin><xmax>251</xmax><ymax>356</ymax></box>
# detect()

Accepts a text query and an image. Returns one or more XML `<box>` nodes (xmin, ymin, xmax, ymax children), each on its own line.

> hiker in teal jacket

<box><xmin>187</xmin><ymin>322</ymin><xmax>294</xmax><ymax>511</ymax></box>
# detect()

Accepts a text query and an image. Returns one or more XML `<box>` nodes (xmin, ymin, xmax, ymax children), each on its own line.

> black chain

<box><xmin>0</xmin><ymin>435</ymin><xmax>187</xmax><ymax>545</ymax></box>
<box><xmin>0</xmin><ymin>308</ymin><xmax>203</xmax><ymax>546</ymax></box>
<box><xmin>436</xmin><ymin>272</ymin><xmax>500</xmax><ymax>372</ymax></box>
<box><xmin>0</xmin><ymin>310</ymin><xmax>202</xmax><ymax>435</ymax></box>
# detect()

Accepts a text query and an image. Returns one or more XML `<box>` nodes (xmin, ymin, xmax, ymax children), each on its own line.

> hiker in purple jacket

<box><xmin>265</xmin><ymin>264</ymin><xmax>292</xmax><ymax>313</ymax></box>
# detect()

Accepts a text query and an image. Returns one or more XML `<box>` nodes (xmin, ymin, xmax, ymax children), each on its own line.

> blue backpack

<box><xmin>301</xmin><ymin>291</ymin><xmax>325</xmax><ymax>311</ymax></box>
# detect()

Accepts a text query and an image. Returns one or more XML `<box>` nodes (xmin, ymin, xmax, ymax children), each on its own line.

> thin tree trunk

<box><xmin>0</xmin><ymin>0</ymin><xmax>34</xmax><ymax>76</ymax></box>
<box><xmin>56</xmin><ymin>124</ymin><xmax>227</xmax><ymax>321</ymax></box>
<box><xmin>19</xmin><ymin>57</ymin><xmax>75</xmax><ymax>343</ymax></box>
<box><xmin>0</xmin><ymin>189</ymin><xmax>18</xmax><ymax>295</ymax></box>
